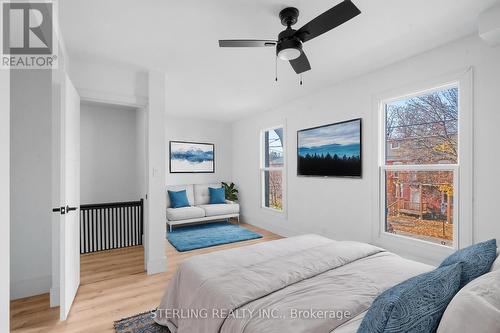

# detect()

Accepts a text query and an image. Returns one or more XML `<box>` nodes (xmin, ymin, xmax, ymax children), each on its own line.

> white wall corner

<box><xmin>68</xmin><ymin>59</ymin><xmax>149</xmax><ymax>108</ymax></box>
<box><xmin>145</xmin><ymin>70</ymin><xmax>167</xmax><ymax>275</ymax></box>
<box><xmin>50</xmin><ymin>285</ymin><xmax>60</xmax><ymax>307</ymax></box>
<box><xmin>242</xmin><ymin>214</ymin><xmax>299</xmax><ymax>238</ymax></box>
<box><xmin>11</xmin><ymin>275</ymin><xmax>52</xmax><ymax>300</ymax></box>
<box><xmin>478</xmin><ymin>3</ymin><xmax>500</xmax><ymax>47</ymax></box>
<box><xmin>147</xmin><ymin>257</ymin><xmax>168</xmax><ymax>276</ymax></box>
<box><xmin>11</xmin><ymin>69</ymin><xmax>52</xmax><ymax>302</ymax></box>
<box><xmin>0</xmin><ymin>66</ymin><xmax>11</xmax><ymax>333</ymax></box>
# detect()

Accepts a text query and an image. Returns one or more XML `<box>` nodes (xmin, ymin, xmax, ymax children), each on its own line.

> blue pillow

<box><xmin>439</xmin><ymin>239</ymin><xmax>497</xmax><ymax>287</ymax></box>
<box><xmin>209</xmin><ymin>187</ymin><xmax>225</xmax><ymax>204</ymax></box>
<box><xmin>167</xmin><ymin>190</ymin><xmax>190</xmax><ymax>208</ymax></box>
<box><xmin>358</xmin><ymin>263</ymin><xmax>462</xmax><ymax>333</ymax></box>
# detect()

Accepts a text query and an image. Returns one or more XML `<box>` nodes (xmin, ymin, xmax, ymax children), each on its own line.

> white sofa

<box><xmin>166</xmin><ymin>183</ymin><xmax>240</xmax><ymax>232</ymax></box>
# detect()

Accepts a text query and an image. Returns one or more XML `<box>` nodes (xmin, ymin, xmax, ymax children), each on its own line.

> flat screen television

<box><xmin>297</xmin><ymin>118</ymin><xmax>362</xmax><ymax>177</ymax></box>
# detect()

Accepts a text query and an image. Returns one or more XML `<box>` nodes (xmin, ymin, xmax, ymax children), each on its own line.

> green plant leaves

<box><xmin>222</xmin><ymin>182</ymin><xmax>238</xmax><ymax>202</ymax></box>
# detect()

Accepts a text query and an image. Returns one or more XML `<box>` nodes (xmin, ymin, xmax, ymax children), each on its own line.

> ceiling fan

<box><xmin>219</xmin><ymin>0</ymin><xmax>361</xmax><ymax>76</ymax></box>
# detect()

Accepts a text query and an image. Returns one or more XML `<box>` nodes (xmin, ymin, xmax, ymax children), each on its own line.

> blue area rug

<box><xmin>167</xmin><ymin>222</ymin><xmax>263</xmax><ymax>252</ymax></box>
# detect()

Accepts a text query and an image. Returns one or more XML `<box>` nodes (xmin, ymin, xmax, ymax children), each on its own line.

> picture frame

<box><xmin>169</xmin><ymin>141</ymin><xmax>215</xmax><ymax>173</ymax></box>
<box><xmin>297</xmin><ymin>118</ymin><xmax>362</xmax><ymax>178</ymax></box>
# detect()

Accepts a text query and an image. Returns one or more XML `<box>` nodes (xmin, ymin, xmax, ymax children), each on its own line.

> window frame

<box><xmin>260</xmin><ymin>125</ymin><xmax>286</xmax><ymax>214</ymax></box>
<box><xmin>380</xmin><ymin>164</ymin><xmax>459</xmax><ymax>248</ymax></box>
<box><xmin>371</xmin><ymin>69</ymin><xmax>473</xmax><ymax>264</ymax></box>
<box><xmin>390</xmin><ymin>142</ymin><xmax>400</xmax><ymax>150</ymax></box>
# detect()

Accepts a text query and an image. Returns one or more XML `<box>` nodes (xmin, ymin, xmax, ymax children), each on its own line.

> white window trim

<box><xmin>371</xmin><ymin>68</ymin><xmax>473</xmax><ymax>264</ymax></box>
<box><xmin>259</xmin><ymin>124</ymin><xmax>287</xmax><ymax>215</ymax></box>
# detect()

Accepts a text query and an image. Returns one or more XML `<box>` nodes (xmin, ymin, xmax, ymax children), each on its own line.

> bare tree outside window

<box><xmin>386</xmin><ymin>87</ymin><xmax>458</xmax><ymax>165</ymax></box>
<box><xmin>262</xmin><ymin>128</ymin><xmax>284</xmax><ymax>211</ymax></box>
<box><xmin>383</xmin><ymin>86</ymin><xmax>458</xmax><ymax>246</ymax></box>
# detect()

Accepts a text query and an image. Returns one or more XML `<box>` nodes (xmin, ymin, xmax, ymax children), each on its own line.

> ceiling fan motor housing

<box><xmin>277</xmin><ymin>28</ymin><xmax>302</xmax><ymax>57</ymax></box>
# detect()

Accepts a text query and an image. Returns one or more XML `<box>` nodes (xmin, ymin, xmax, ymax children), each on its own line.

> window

<box><xmin>261</xmin><ymin>127</ymin><xmax>285</xmax><ymax>211</ymax></box>
<box><xmin>382</xmin><ymin>85</ymin><xmax>458</xmax><ymax>247</ymax></box>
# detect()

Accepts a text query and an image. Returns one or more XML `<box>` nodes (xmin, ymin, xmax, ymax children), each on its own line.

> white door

<box><xmin>56</xmin><ymin>75</ymin><xmax>81</xmax><ymax>320</ymax></box>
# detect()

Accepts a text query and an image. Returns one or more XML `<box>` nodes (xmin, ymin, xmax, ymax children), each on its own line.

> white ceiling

<box><xmin>60</xmin><ymin>0</ymin><xmax>496</xmax><ymax>122</ymax></box>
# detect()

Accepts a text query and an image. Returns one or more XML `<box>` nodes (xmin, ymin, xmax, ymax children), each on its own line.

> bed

<box><xmin>155</xmin><ymin>234</ymin><xmax>434</xmax><ymax>332</ymax></box>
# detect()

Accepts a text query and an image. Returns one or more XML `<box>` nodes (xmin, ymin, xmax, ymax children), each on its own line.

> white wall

<box><xmin>145</xmin><ymin>71</ymin><xmax>167</xmax><ymax>275</ymax></box>
<box><xmin>80</xmin><ymin>102</ymin><xmax>142</xmax><ymax>204</ymax></box>
<box><xmin>10</xmin><ymin>70</ymin><xmax>53</xmax><ymax>299</ymax></box>
<box><xmin>136</xmin><ymin>108</ymin><xmax>147</xmax><ymax>200</ymax></box>
<box><xmin>1</xmin><ymin>66</ymin><xmax>11</xmax><ymax>332</ymax></box>
<box><xmin>165</xmin><ymin>116</ymin><xmax>233</xmax><ymax>186</ymax></box>
<box><xmin>69</xmin><ymin>59</ymin><xmax>148</xmax><ymax>107</ymax></box>
<box><xmin>232</xmin><ymin>35</ymin><xmax>500</xmax><ymax>260</ymax></box>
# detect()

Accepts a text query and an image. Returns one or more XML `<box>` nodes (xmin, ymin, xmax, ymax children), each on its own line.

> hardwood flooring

<box><xmin>10</xmin><ymin>223</ymin><xmax>281</xmax><ymax>333</ymax></box>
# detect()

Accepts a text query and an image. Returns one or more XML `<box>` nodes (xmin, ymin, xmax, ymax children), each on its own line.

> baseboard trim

<box><xmin>147</xmin><ymin>257</ymin><xmax>167</xmax><ymax>275</ymax></box>
<box><xmin>10</xmin><ymin>275</ymin><xmax>51</xmax><ymax>300</ymax></box>
<box><xmin>242</xmin><ymin>215</ymin><xmax>299</xmax><ymax>238</ymax></box>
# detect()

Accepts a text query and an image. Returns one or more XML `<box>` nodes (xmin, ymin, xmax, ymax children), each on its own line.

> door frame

<box><xmin>51</xmin><ymin>84</ymin><xmax>149</xmax><ymax>307</ymax></box>
<box><xmin>78</xmin><ymin>93</ymin><xmax>149</xmax><ymax>269</ymax></box>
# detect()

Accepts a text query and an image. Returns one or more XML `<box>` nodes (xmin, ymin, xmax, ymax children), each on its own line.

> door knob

<box><xmin>52</xmin><ymin>206</ymin><xmax>66</xmax><ymax>214</ymax></box>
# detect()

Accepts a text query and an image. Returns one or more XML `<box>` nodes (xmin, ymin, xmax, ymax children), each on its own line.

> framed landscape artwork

<box><xmin>297</xmin><ymin>118</ymin><xmax>362</xmax><ymax>177</ymax></box>
<box><xmin>169</xmin><ymin>141</ymin><xmax>215</xmax><ymax>173</ymax></box>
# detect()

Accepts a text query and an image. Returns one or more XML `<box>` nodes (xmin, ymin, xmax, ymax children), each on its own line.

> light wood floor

<box><xmin>10</xmin><ymin>223</ymin><xmax>281</xmax><ymax>333</ymax></box>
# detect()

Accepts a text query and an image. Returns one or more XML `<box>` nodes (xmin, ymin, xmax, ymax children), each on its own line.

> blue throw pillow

<box><xmin>358</xmin><ymin>263</ymin><xmax>462</xmax><ymax>333</ymax></box>
<box><xmin>209</xmin><ymin>187</ymin><xmax>225</xmax><ymax>204</ymax></box>
<box><xmin>168</xmin><ymin>190</ymin><xmax>190</xmax><ymax>208</ymax></box>
<box><xmin>439</xmin><ymin>239</ymin><xmax>497</xmax><ymax>287</ymax></box>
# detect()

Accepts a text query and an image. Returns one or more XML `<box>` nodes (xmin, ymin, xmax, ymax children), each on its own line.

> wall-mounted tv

<box><xmin>297</xmin><ymin>118</ymin><xmax>362</xmax><ymax>178</ymax></box>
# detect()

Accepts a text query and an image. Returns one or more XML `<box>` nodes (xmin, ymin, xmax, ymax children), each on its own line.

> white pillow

<box><xmin>490</xmin><ymin>249</ymin><xmax>500</xmax><ymax>272</ymax></box>
<box><xmin>437</xmin><ymin>269</ymin><xmax>500</xmax><ymax>333</ymax></box>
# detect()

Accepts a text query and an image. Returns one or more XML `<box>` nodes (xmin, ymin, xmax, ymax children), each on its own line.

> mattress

<box><xmin>155</xmin><ymin>234</ymin><xmax>432</xmax><ymax>333</ymax></box>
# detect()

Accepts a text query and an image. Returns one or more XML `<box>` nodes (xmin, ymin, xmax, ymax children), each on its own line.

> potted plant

<box><xmin>222</xmin><ymin>182</ymin><xmax>238</xmax><ymax>202</ymax></box>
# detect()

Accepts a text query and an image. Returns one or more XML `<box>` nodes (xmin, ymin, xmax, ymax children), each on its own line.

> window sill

<box><xmin>374</xmin><ymin>231</ymin><xmax>455</xmax><ymax>266</ymax></box>
<box><xmin>261</xmin><ymin>206</ymin><xmax>284</xmax><ymax>214</ymax></box>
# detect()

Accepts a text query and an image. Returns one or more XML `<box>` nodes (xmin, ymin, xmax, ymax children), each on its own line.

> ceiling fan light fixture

<box><xmin>277</xmin><ymin>47</ymin><xmax>301</xmax><ymax>61</ymax></box>
<box><xmin>276</xmin><ymin>36</ymin><xmax>302</xmax><ymax>61</ymax></box>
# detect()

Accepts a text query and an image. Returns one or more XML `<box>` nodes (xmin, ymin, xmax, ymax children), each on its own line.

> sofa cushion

<box><xmin>166</xmin><ymin>185</ymin><xmax>194</xmax><ymax>208</ymax></box>
<box><xmin>197</xmin><ymin>203</ymin><xmax>239</xmax><ymax>217</ymax></box>
<box><xmin>194</xmin><ymin>183</ymin><xmax>222</xmax><ymax>205</ymax></box>
<box><xmin>166</xmin><ymin>206</ymin><xmax>205</xmax><ymax>221</ymax></box>
<box><xmin>209</xmin><ymin>187</ymin><xmax>226</xmax><ymax>204</ymax></box>
<box><xmin>167</xmin><ymin>190</ymin><xmax>190</xmax><ymax>208</ymax></box>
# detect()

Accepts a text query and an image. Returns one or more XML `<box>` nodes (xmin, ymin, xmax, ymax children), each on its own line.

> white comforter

<box><xmin>155</xmin><ymin>235</ymin><xmax>432</xmax><ymax>333</ymax></box>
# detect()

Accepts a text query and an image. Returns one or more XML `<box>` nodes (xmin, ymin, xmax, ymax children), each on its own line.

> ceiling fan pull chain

<box><xmin>300</xmin><ymin>74</ymin><xmax>303</xmax><ymax>85</ymax></box>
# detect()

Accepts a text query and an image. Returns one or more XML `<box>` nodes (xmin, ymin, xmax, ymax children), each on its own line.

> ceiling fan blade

<box><xmin>289</xmin><ymin>51</ymin><xmax>311</xmax><ymax>74</ymax></box>
<box><xmin>295</xmin><ymin>0</ymin><xmax>361</xmax><ymax>43</ymax></box>
<box><xmin>219</xmin><ymin>39</ymin><xmax>277</xmax><ymax>47</ymax></box>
